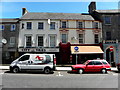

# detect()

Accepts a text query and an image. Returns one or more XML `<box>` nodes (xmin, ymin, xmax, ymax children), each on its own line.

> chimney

<box><xmin>22</xmin><ymin>8</ymin><xmax>28</xmax><ymax>15</ymax></box>
<box><xmin>88</xmin><ymin>1</ymin><xmax>96</xmax><ymax>14</ymax></box>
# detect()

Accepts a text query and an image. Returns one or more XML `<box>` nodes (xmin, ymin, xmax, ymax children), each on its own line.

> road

<box><xmin>0</xmin><ymin>70</ymin><xmax>119</xmax><ymax>89</ymax></box>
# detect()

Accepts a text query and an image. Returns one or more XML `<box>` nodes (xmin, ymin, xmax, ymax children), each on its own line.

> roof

<box><xmin>20</xmin><ymin>12</ymin><xmax>94</xmax><ymax>20</ymax></box>
<box><xmin>0</xmin><ymin>19</ymin><xmax>19</xmax><ymax>23</ymax></box>
<box><xmin>96</xmin><ymin>9</ymin><xmax>120</xmax><ymax>13</ymax></box>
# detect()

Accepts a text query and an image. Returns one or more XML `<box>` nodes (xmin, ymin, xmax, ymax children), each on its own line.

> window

<box><xmin>77</xmin><ymin>22</ymin><xmax>83</xmax><ymax>28</ymax></box>
<box><xmin>10</xmin><ymin>37</ymin><xmax>15</xmax><ymax>46</ymax></box>
<box><xmin>38</xmin><ymin>22</ymin><xmax>44</xmax><ymax>29</ymax></box>
<box><xmin>94</xmin><ymin>22</ymin><xmax>99</xmax><ymax>29</ymax></box>
<box><xmin>106</xmin><ymin>32</ymin><xmax>111</xmax><ymax>40</ymax></box>
<box><xmin>94</xmin><ymin>34</ymin><xmax>99</xmax><ymax>43</ymax></box>
<box><xmin>26</xmin><ymin>36</ymin><xmax>32</xmax><ymax>47</ymax></box>
<box><xmin>61</xmin><ymin>21</ymin><xmax>67</xmax><ymax>28</ymax></box>
<box><xmin>27</xmin><ymin>22</ymin><xmax>32</xmax><ymax>29</ymax></box>
<box><xmin>78</xmin><ymin>34</ymin><xmax>84</xmax><ymax>43</ymax></box>
<box><xmin>44</xmin><ymin>55</ymin><xmax>51</xmax><ymax>63</ymax></box>
<box><xmin>50</xmin><ymin>22</ymin><xmax>55</xmax><ymax>29</ymax></box>
<box><xmin>104</xmin><ymin>16</ymin><xmax>111</xmax><ymax>24</ymax></box>
<box><xmin>61</xmin><ymin>34</ymin><xmax>68</xmax><ymax>43</ymax></box>
<box><xmin>102</xmin><ymin>61</ymin><xmax>107</xmax><ymax>65</ymax></box>
<box><xmin>87</xmin><ymin>61</ymin><xmax>94</xmax><ymax>65</ymax></box>
<box><xmin>94</xmin><ymin>61</ymin><xmax>102</xmax><ymax>65</ymax></box>
<box><xmin>49</xmin><ymin>35</ymin><xmax>56</xmax><ymax>47</ymax></box>
<box><xmin>38</xmin><ymin>36</ymin><xmax>44</xmax><ymax>47</ymax></box>
<box><xmin>19</xmin><ymin>55</ymin><xmax>30</xmax><ymax>61</ymax></box>
<box><xmin>11</xmin><ymin>24</ymin><xmax>16</xmax><ymax>31</ymax></box>
<box><xmin>0</xmin><ymin>24</ymin><xmax>4</xmax><ymax>30</ymax></box>
<box><xmin>22</xmin><ymin>23</ymin><xmax>24</xmax><ymax>29</ymax></box>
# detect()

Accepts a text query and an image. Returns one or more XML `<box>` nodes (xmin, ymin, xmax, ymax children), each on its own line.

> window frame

<box><xmin>78</xmin><ymin>34</ymin><xmax>84</xmax><ymax>44</ymax></box>
<box><xmin>50</xmin><ymin>22</ymin><xmax>55</xmax><ymax>30</ymax></box>
<box><xmin>38</xmin><ymin>22</ymin><xmax>44</xmax><ymax>30</ymax></box>
<box><xmin>9</xmin><ymin>37</ymin><xmax>16</xmax><ymax>46</ymax></box>
<box><xmin>0</xmin><ymin>24</ymin><xmax>4</xmax><ymax>30</ymax></box>
<box><xmin>26</xmin><ymin>22</ymin><xmax>32</xmax><ymax>29</ymax></box>
<box><xmin>37</xmin><ymin>35</ymin><xmax>44</xmax><ymax>47</ymax></box>
<box><xmin>94</xmin><ymin>34</ymin><xmax>99</xmax><ymax>44</ymax></box>
<box><xmin>61</xmin><ymin>33</ymin><xmax>68</xmax><ymax>44</ymax></box>
<box><xmin>25</xmin><ymin>35</ymin><xmax>32</xmax><ymax>47</ymax></box>
<box><xmin>61</xmin><ymin>21</ymin><xmax>67</xmax><ymax>28</ymax></box>
<box><xmin>11</xmin><ymin>24</ymin><xmax>16</xmax><ymax>31</ymax></box>
<box><xmin>104</xmin><ymin>16</ymin><xmax>111</xmax><ymax>25</ymax></box>
<box><xmin>49</xmin><ymin>35</ymin><xmax>56</xmax><ymax>47</ymax></box>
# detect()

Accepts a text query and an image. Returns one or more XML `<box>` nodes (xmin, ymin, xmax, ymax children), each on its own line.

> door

<box><xmin>85</xmin><ymin>61</ymin><xmax>94</xmax><ymax>72</ymax></box>
<box><xmin>93</xmin><ymin>61</ymin><xmax>103</xmax><ymax>72</ymax></box>
<box><xmin>18</xmin><ymin>55</ymin><xmax>30</xmax><ymax>69</ymax></box>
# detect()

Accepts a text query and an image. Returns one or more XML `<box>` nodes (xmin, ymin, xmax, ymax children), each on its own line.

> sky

<box><xmin>0</xmin><ymin>2</ymin><xmax>119</xmax><ymax>18</ymax></box>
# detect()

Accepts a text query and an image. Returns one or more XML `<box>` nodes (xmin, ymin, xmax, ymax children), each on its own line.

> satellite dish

<box><xmin>2</xmin><ymin>39</ymin><xmax>7</xmax><ymax>44</ymax></box>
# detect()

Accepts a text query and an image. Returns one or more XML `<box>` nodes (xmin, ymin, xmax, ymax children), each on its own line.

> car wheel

<box><xmin>101</xmin><ymin>69</ymin><xmax>107</xmax><ymax>74</ymax></box>
<box><xmin>44</xmin><ymin>68</ymin><xmax>51</xmax><ymax>74</ymax></box>
<box><xmin>78</xmin><ymin>69</ymin><xmax>83</xmax><ymax>74</ymax></box>
<box><xmin>12</xmin><ymin>67</ymin><xmax>19</xmax><ymax>73</ymax></box>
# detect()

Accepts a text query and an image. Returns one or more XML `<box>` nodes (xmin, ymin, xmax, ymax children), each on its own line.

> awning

<box><xmin>71</xmin><ymin>46</ymin><xmax>104</xmax><ymax>54</ymax></box>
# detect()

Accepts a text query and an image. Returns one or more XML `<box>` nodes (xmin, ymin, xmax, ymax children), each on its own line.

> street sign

<box><xmin>110</xmin><ymin>46</ymin><xmax>114</xmax><ymax>51</ymax></box>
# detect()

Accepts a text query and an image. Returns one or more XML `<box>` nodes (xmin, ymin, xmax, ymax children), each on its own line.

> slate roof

<box><xmin>96</xmin><ymin>9</ymin><xmax>120</xmax><ymax>13</ymax></box>
<box><xmin>20</xmin><ymin>12</ymin><xmax>94</xmax><ymax>20</ymax></box>
<box><xmin>0</xmin><ymin>19</ymin><xmax>19</xmax><ymax>23</ymax></box>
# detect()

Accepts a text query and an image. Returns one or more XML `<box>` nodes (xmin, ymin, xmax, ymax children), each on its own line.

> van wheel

<box><xmin>12</xmin><ymin>67</ymin><xmax>19</xmax><ymax>73</ymax></box>
<box><xmin>78</xmin><ymin>69</ymin><xmax>84</xmax><ymax>74</ymax></box>
<box><xmin>44</xmin><ymin>68</ymin><xmax>51</xmax><ymax>74</ymax></box>
<box><xmin>101</xmin><ymin>69</ymin><xmax>107</xmax><ymax>74</ymax></box>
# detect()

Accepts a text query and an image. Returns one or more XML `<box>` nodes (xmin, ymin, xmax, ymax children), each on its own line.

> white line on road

<box><xmin>56</xmin><ymin>72</ymin><xmax>63</xmax><ymax>76</ymax></box>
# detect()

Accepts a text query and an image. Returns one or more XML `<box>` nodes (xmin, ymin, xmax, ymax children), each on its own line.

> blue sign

<box><xmin>74</xmin><ymin>46</ymin><xmax>79</xmax><ymax>51</ymax></box>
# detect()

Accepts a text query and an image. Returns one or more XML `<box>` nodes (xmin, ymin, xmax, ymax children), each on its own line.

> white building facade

<box><xmin>18</xmin><ymin>8</ymin><xmax>103</xmax><ymax>64</ymax></box>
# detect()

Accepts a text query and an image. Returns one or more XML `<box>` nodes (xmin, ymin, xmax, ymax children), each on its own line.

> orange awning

<box><xmin>71</xmin><ymin>46</ymin><xmax>104</xmax><ymax>54</ymax></box>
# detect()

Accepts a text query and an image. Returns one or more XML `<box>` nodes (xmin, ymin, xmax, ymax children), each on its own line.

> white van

<box><xmin>10</xmin><ymin>53</ymin><xmax>56</xmax><ymax>74</ymax></box>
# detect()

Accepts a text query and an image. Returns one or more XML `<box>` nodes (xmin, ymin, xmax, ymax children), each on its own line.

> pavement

<box><xmin>0</xmin><ymin>65</ymin><xmax>118</xmax><ymax>71</ymax></box>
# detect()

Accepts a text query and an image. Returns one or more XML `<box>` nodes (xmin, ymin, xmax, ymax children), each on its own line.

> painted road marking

<box><xmin>56</xmin><ymin>72</ymin><xmax>63</xmax><ymax>76</ymax></box>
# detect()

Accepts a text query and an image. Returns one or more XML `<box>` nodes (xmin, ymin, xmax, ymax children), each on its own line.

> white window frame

<box><xmin>61</xmin><ymin>21</ymin><xmax>67</xmax><ymax>28</ymax></box>
<box><xmin>26</xmin><ymin>22</ymin><xmax>32</xmax><ymax>29</ymax></box>
<box><xmin>94</xmin><ymin>34</ymin><xmax>99</xmax><ymax>43</ymax></box>
<box><xmin>61</xmin><ymin>33</ymin><xmax>68</xmax><ymax>44</ymax></box>
<box><xmin>78</xmin><ymin>33</ymin><xmax>84</xmax><ymax>44</ymax></box>
<box><xmin>11</xmin><ymin>24</ymin><xmax>16</xmax><ymax>31</ymax></box>
<box><xmin>49</xmin><ymin>34</ymin><xmax>56</xmax><ymax>47</ymax></box>
<box><xmin>9</xmin><ymin>37</ymin><xmax>15</xmax><ymax>46</ymax></box>
<box><xmin>93</xmin><ymin>22</ymin><xmax>99</xmax><ymax>29</ymax></box>
<box><xmin>50</xmin><ymin>22</ymin><xmax>55</xmax><ymax>30</ymax></box>
<box><xmin>37</xmin><ymin>35</ymin><xmax>44</xmax><ymax>47</ymax></box>
<box><xmin>38</xmin><ymin>22</ymin><xmax>44</xmax><ymax>30</ymax></box>
<box><xmin>25</xmin><ymin>35</ymin><xmax>32</xmax><ymax>47</ymax></box>
<box><xmin>77</xmin><ymin>21</ymin><xmax>83</xmax><ymax>28</ymax></box>
<box><xmin>0</xmin><ymin>24</ymin><xmax>4</xmax><ymax>30</ymax></box>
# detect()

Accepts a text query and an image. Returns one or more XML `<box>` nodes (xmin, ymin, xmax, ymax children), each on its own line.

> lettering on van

<box><xmin>35</xmin><ymin>56</ymin><xmax>44</xmax><ymax>61</ymax></box>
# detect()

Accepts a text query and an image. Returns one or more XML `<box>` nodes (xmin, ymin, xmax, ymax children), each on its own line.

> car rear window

<box><xmin>102</xmin><ymin>61</ymin><xmax>107</xmax><ymax>65</ymax></box>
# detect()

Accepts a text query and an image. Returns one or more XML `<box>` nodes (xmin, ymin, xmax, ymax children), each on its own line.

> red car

<box><xmin>71</xmin><ymin>60</ymin><xmax>111</xmax><ymax>74</ymax></box>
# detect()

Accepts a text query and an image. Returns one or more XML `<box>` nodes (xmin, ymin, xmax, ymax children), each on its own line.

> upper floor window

<box><xmin>104</xmin><ymin>16</ymin><xmax>111</xmax><ymax>24</ymax></box>
<box><xmin>11</xmin><ymin>24</ymin><xmax>16</xmax><ymax>31</ymax></box>
<box><xmin>94</xmin><ymin>34</ymin><xmax>99</xmax><ymax>43</ymax></box>
<box><xmin>78</xmin><ymin>34</ymin><xmax>84</xmax><ymax>43</ymax></box>
<box><xmin>106</xmin><ymin>32</ymin><xmax>111</xmax><ymax>40</ymax></box>
<box><xmin>49</xmin><ymin>35</ymin><xmax>56</xmax><ymax>47</ymax></box>
<box><xmin>94</xmin><ymin>22</ymin><xmax>99</xmax><ymax>29</ymax></box>
<box><xmin>26</xmin><ymin>36</ymin><xmax>32</xmax><ymax>47</ymax></box>
<box><xmin>38</xmin><ymin>22</ymin><xmax>44</xmax><ymax>29</ymax></box>
<box><xmin>9</xmin><ymin>37</ymin><xmax>15</xmax><ymax>46</ymax></box>
<box><xmin>61</xmin><ymin>34</ymin><xmax>68</xmax><ymax>43</ymax></box>
<box><xmin>77</xmin><ymin>22</ymin><xmax>83</xmax><ymax>28</ymax></box>
<box><xmin>37</xmin><ymin>36</ymin><xmax>44</xmax><ymax>47</ymax></box>
<box><xmin>0</xmin><ymin>24</ymin><xmax>4</xmax><ymax>30</ymax></box>
<box><xmin>50</xmin><ymin>22</ymin><xmax>55</xmax><ymax>29</ymax></box>
<box><xmin>61</xmin><ymin>21</ymin><xmax>67</xmax><ymax>28</ymax></box>
<box><xmin>27</xmin><ymin>22</ymin><xmax>32</xmax><ymax>29</ymax></box>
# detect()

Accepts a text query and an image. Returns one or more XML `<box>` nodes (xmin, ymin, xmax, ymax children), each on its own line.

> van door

<box><xmin>18</xmin><ymin>55</ymin><xmax>30</xmax><ymax>70</ymax></box>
